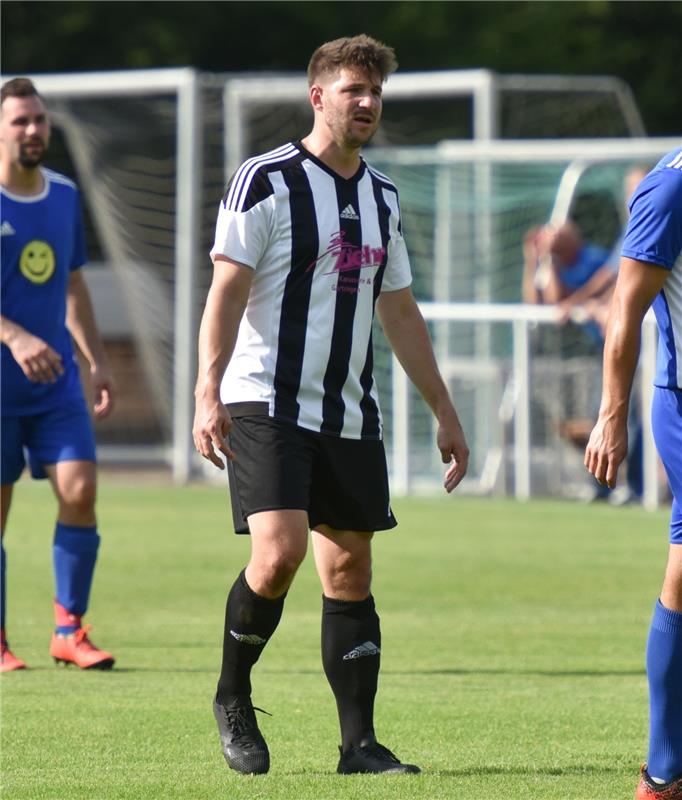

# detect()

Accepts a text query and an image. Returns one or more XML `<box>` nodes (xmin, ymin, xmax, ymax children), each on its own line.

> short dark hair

<box><xmin>1</xmin><ymin>77</ymin><xmax>41</xmax><ymax>106</ymax></box>
<box><xmin>307</xmin><ymin>34</ymin><xmax>398</xmax><ymax>86</ymax></box>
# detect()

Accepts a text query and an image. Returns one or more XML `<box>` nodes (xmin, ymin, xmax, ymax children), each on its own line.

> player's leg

<box><xmin>637</xmin><ymin>387</ymin><xmax>682</xmax><ymax>798</ymax></box>
<box><xmin>1</xmin><ymin>484</ymin><xmax>13</xmax><ymax>532</ymax></box>
<box><xmin>213</xmin><ymin>410</ymin><xmax>313</xmax><ymax>774</ymax></box>
<box><xmin>660</xmin><ymin>542</ymin><xmax>682</xmax><ymax>611</ymax></box>
<box><xmin>45</xmin><ymin>458</ymin><xmax>99</xmax><ymax>620</ymax></box>
<box><xmin>639</xmin><ymin>539</ymin><xmax>682</xmax><ymax>798</ymax></box>
<box><xmin>1</xmin><ymin>484</ymin><xmax>27</xmax><ymax>672</ymax></box>
<box><xmin>1</xmin><ymin>416</ymin><xmax>28</xmax><ymax>671</ymax></box>
<box><xmin>43</xmin><ymin>458</ymin><xmax>113</xmax><ymax>669</ymax></box>
<box><xmin>213</xmin><ymin>510</ymin><xmax>308</xmax><ymax>776</ymax></box>
<box><xmin>217</xmin><ymin>509</ymin><xmax>308</xmax><ymax>704</ymax></box>
<box><xmin>27</xmin><ymin>401</ymin><xmax>114</xmax><ymax>670</ymax></box>
<box><xmin>310</xmin><ymin>435</ymin><xmax>419</xmax><ymax>775</ymax></box>
<box><xmin>312</xmin><ymin>527</ymin><xmax>379</xmax><ymax>744</ymax></box>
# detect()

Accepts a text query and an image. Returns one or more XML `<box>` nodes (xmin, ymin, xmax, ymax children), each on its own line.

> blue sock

<box><xmin>53</xmin><ymin>523</ymin><xmax>100</xmax><ymax>633</ymax></box>
<box><xmin>646</xmin><ymin>599</ymin><xmax>682</xmax><ymax>781</ymax></box>
<box><xmin>1</xmin><ymin>540</ymin><xmax>6</xmax><ymax>638</ymax></box>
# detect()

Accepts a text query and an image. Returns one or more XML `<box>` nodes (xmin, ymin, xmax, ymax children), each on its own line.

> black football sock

<box><xmin>321</xmin><ymin>594</ymin><xmax>381</xmax><ymax>751</ymax></box>
<box><xmin>216</xmin><ymin>569</ymin><xmax>285</xmax><ymax>705</ymax></box>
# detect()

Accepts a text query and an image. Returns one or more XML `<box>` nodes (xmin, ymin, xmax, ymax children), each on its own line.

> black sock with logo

<box><xmin>321</xmin><ymin>594</ymin><xmax>381</xmax><ymax>751</ymax></box>
<box><xmin>216</xmin><ymin>569</ymin><xmax>285</xmax><ymax>705</ymax></box>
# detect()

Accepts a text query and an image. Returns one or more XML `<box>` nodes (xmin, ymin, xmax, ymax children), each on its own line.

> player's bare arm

<box><xmin>543</xmin><ymin>263</ymin><xmax>569</xmax><ymax>306</ymax></box>
<box><xmin>66</xmin><ymin>269</ymin><xmax>115</xmax><ymax>418</ymax></box>
<box><xmin>522</xmin><ymin>226</ymin><xmax>545</xmax><ymax>304</ymax></box>
<box><xmin>193</xmin><ymin>256</ymin><xmax>253</xmax><ymax>469</ymax></box>
<box><xmin>557</xmin><ymin>262</ymin><xmax>616</xmax><ymax>324</ymax></box>
<box><xmin>563</xmin><ymin>262</ymin><xmax>616</xmax><ymax>309</ymax></box>
<box><xmin>0</xmin><ymin>313</ymin><xmax>64</xmax><ymax>383</ymax></box>
<box><xmin>376</xmin><ymin>286</ymin><xmax>469</xmax><ymax>492</ymax></box>
<box><xmin>585</xmin><ymin>257</ymin><xmax>669</xmax><ymax>488</ymax></box>
<box><xmin>528</xmin><ymin>225</ymin><xmax>567</xmax><ymax>306</ymax></box>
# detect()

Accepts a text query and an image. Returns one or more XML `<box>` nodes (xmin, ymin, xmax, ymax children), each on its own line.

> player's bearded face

<box><xmin>322</xmin><ymin>67</ymin><xmax>382</xmax><ymax>149</ymax></box>
<box><xmin>19</xmin><ymin>136</ymin><xmax>47</xmax><ymax>167</ymax></box>
<box><xmin>0</xmin><ymin>94</ymin><xmax>50</xmax><ymax>170</ymax></box>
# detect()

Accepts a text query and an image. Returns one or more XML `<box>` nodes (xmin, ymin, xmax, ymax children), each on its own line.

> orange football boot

<box><xmin>50</xmin><ymin>601</ymin><xmax>115</xmax><ymax>669</ymax></box>
<box><xmin>636</xmin><ymin>765</ymin><xmax>682</xmax><ymax>800</ymax></box>
<box><xmin>0</xmin><ymin>640</ymin><xmax>27</xmax><ymax>672</ymax></box>
<box><xmin>50</xmin><ymin>625</ymin><xmax>115</xmax><ymax>669</ymax></box>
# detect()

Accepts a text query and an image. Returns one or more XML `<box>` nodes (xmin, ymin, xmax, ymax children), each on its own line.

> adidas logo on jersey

<box><xmin>340</xmin><ymin>204</ymin><xmax>359</xmax><ymax>221</ymax></box>
<box><xmin>230</xmin><ymin>630</ymin><xmax>267</xmax><ymax>646</ymax></box>
<box><xmin>1</xmin><ymin>221</ymin><xmax>16</xmax><ymax>236</ymax></box>
<box><xmin>343</xmin><ymin>640</ymin><xmax>380</xmax><ymax>660</ymax></box>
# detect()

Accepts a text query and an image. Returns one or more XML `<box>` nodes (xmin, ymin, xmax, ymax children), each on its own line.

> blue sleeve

<box><xmin>70</xmin><ymin>189</ymin><xmax>88</xmax><ymax>271</ymax></box>
<box><xmin>621</xmin><ymin>171</ymin><xmax>682</xmax><ymax>270</ymax></box>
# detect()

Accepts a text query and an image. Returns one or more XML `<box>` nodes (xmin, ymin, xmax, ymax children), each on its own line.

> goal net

<box><xmin>20</xmin><ymin>67</ymin><xmax>671</xmax><ymax>499</ymax></box>
<box><xmin>367</xmin><ymin>139</ymin><xmax>676</xmax><ymax>503</ymax></box>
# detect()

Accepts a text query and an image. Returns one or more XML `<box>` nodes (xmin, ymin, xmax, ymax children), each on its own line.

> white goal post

<box><xmin>8</xmin><ymin>69</ymin><xmax>202</xmax><ymax>482</ymax></box>
<box><xmin>222</xmin><ymin>68</ymin><xmax>646</xmax><ymax>176</ymax></box>
<box><xmin>407</xmin><ymin>302</ymin><xmax>659</xmax><ymax>508</ymax></box>
<box><xmin>375</xmin><ymin>137</ymin><xmax>680</xmax><ymax>509</ymax></box>
<box><xmin>9</xmin><ymin>67</ymin><xmax>677</xmax><ymax>503</ymax></box>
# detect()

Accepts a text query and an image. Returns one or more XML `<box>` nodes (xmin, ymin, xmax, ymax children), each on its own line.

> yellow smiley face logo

<box><xmin>19</xmin><ymin>240</ymin><xmax>56</xmax><ymax>284</ymax></box>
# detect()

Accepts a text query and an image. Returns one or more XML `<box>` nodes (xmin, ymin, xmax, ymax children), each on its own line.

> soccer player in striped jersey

<box><xmin>585</xmin><ymin>147</ymin><xmax>682</xmax><ymax>799</ymax></box>
<box><xmin>194</xmin><ymin>35</ymin><xmax>469</xmax><ymax>775</ymax></box>
<box><xmin>1</xmin><ymin>78</ymin><xmax>116</xmax><ymax>672</ymax></box>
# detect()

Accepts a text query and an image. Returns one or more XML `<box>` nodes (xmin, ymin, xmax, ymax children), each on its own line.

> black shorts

<box><xmin>225</xmin><ymin>403</ymin><xmax>397</xmax><ymax>535</ymax></box>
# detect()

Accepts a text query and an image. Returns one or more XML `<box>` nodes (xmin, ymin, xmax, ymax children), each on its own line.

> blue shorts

<box><xmin>651</xmin><ymin>387</ymin><xmax>682</xmax><ymax>544</ymax></box>
<box><xmin>1</xmin><ymin>400</ymin><xmax>96</xmax><ymax>484</ymax></box>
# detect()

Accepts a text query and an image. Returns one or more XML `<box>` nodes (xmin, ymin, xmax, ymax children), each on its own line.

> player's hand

<box><xmin>90</xmin><ymin>363</ymin><xmax>116</xmax><ymax>419</ymax></box>
<box><xmin>8</xmin><ymin>330</ymin><xmax>64</xmax><ymax>384</ymax></box>
<box><xmin>437</xmin><ymin>414</ymin><xmax>470</xmax><ymax>493</ymax></box>
<box><xmin>193</xmin><ymin>395</ymin><xmax>235</xmax><ymax>469</ymax></box>
<box><xmin>522</xmin><ymin>226</ymin><xmax>542</xmax><ymax>265</ymax></box>
<box><xmin>557</xmin><ymin>299</ymin><xmax>573</xmax><ymax>325</ymax></box>
<box><xmin>584</xmin><ymin>415</ymin><xmax>627</xmax><ymax>489</ymax></box>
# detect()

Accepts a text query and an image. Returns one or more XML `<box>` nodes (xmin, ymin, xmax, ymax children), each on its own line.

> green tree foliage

<box><xmin>2</xmin><ymin>1</ymin><xmax>680</xmax><ymax>134</ymax></box>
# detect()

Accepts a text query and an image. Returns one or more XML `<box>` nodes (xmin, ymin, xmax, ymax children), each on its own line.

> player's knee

<box><xmin>252</xmin><ymin>548</ymin><xmax>305</xmax><ymax>595</ymax></box>
<box><xmin>60</xmin><ymin>475</ymin><xmax>97</xmax><ymax>515</ymax></box>
<box><xmin>326</xmin><ymin>552</ymin><xmax>372</xmax><ymax>596</ymax></box>
<box><xmin>269</xmin><ymin>549</ymin><xmax>305</xmax><ymax>581</ymax></box>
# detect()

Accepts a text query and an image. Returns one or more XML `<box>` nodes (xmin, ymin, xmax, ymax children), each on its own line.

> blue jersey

<box><xmin>559</xmin><ymin>243</ymin><xmax>611</xmax><ymax>343</ymax></box>
<box><xmin>622</xmin><ymin>148</ymin><xmax>682</xmax><ymax>389</ymax></box>
<box><xmin>1</xmin><ymin>168</ymin><xmax>87</xmax><ymax>415</ymax></box>
<box><xmin>559</xmin><ymin>244</ymin><xmax>611</xmax><ymax>292</ymax></box>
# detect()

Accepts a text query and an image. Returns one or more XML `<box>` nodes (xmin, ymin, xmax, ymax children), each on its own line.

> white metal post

<box><xmin>513</xmin><ymin>318</ymin><xmax>531</xmax><ymax>500</ymax></box>
<box><xmin>173</xmin><ymin>70</ymin><xmax>202</xmax><ymax>483</ymax></box>
<box><xmin>391</xmin><ymin>355</ymin><xmax>411</xmax><ymax>495</ymax></box>
<box><xmin>472</xmin><ymin>73</ymin><xmax>497</xmax><ymax>483</ymax></box>
<box><xmin>433</xmin><ymin>163</ymin><xmax>453</xmax><ymax>364</ymax></box>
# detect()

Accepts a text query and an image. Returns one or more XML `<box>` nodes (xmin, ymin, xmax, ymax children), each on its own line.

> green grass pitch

<box><xmin>0</xmin><ymin>478</ymin><xmax>670</xmax><ymax>799</ymax></box>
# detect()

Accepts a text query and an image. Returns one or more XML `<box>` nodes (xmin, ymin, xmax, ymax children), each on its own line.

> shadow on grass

<box><xmin>9</xmin><ymin>664</ymin><xmax>643</xmax><ymax>677</ymax></box>
<box><xmin>260</xmin><ymin>667</ymin><xmax>645</xmax><ymax>678</ymax></box>
<box><xmin>431</xmin><ymin>764</ymin><xmax>625</xmax><ymax>777</ymax></box>
<box><xmin>98</xmin><ymin>666</ymin><xmax>216</xmax><ymax>673</ymax></box>
<box><xmin>0</xmin><ymin>666</ymin><xmax>215</xmax><ymax>674</ymax></box>
<box><xmin>386</xmin><ymin>667</ymin><xmax>646</xmax><ymax>678</ymax></box>
<box><xmin>271</xmin><ymin>764</ymin><xmax>626</xmax><ymax>778</ymax></box>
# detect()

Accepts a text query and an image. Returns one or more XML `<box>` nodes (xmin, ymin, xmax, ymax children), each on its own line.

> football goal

<box><xmin>14</xmin><ymin>66</ymin><xmax>674</xmax><ymax>505</ymax></box>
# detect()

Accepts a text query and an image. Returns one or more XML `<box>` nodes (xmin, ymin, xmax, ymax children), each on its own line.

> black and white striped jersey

<box><xmin>210</xmin><ymin>141</ymin><xmax>412</xmax><ymax>440</ymax></box>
